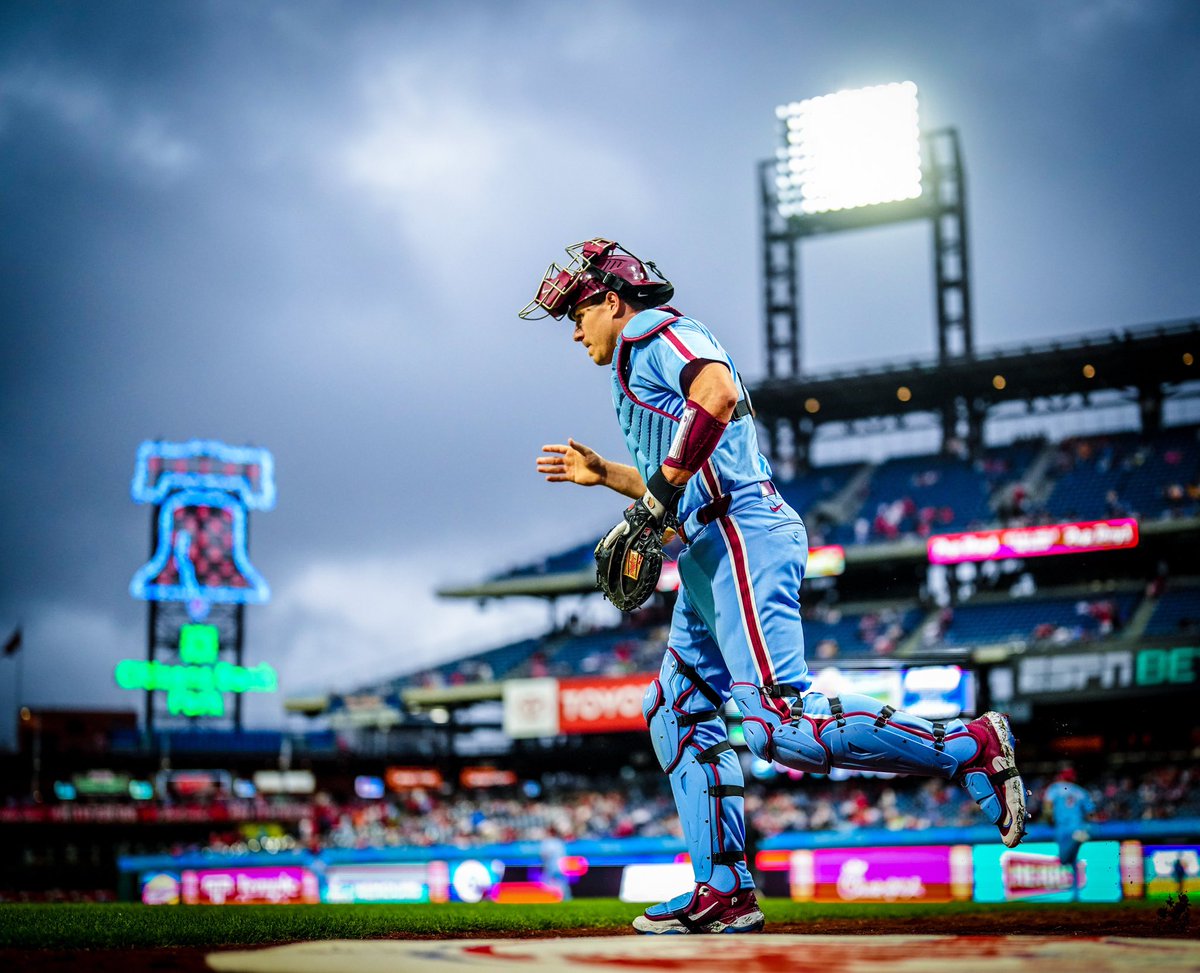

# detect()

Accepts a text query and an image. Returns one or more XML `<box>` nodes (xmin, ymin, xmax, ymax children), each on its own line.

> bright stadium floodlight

<box><xmin>775</xmin><ymin>81</ymin><xmax>923</xmax><ymax>218</ymax></box>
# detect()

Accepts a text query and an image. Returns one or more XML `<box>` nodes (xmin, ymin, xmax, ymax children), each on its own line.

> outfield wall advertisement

<box><xmin>503</xmin><ymin>674</ymin><xmax>648</xmax><ymax>738</ymax></box>
<box><xmin>323</xmin><ymin>864</ymin><xmax>439</xmax><ymax>904</ymax></box>
<box><xmin>972</xmin><ymin>841</ymin><xmax>1122</xmax><ymax>903</ymax></box>
<box><xmin>138</xmin><ymin>867</ymin><xmax>322</xmax><ymax>906</ymax></box>
<box><xmin>788</xmin><ymin>846</ymin><xmax>974</xmax><ymax>903</ymax></box>
<box><xmin>131</xmin><ymin>833</ymin><xmax>1197</xmax><ymax>904</ymax></box>
<box><xmin>1143</xmin><ymin>845</ymin><xmax>1200</xmax><ymax>897</ymax></box>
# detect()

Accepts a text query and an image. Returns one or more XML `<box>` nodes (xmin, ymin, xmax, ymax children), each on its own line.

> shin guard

<box><xmin>644</xmin><ymin>651</ymin><xmax>752</xmax><ymax>891</ymax></box>
<box><xmin>732</xmin><ymin>683</ymin><xmax>980</xmax><ymax>778</ymax></box>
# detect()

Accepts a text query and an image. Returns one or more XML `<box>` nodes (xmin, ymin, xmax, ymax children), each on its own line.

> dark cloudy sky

<box><xmin>2</xmin><ymin>0</ymin><xmax>1198</xmax><ymax>744</ymax></box>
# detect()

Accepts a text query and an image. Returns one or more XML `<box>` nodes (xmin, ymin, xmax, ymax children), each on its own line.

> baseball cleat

<box><xmin>633</xmin><ymin>883</ymin><xmax>764</xmax><ymax>935</ymax></box>
<box><xmin>958</xmin><ymin>711</ymin><xmax>1028</xmax><ymax>848</ymax></box>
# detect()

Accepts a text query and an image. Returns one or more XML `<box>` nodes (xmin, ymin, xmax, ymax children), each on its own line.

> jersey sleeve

<box><xmin>640</xmin><ymin>319</ymin><xmax>729</xmax><ymax>398</ymax></box>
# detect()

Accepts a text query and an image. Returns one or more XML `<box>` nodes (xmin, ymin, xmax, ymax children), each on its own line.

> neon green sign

<box><xmin>114</xmin><ymin>624</ymin><xmax>278</xmax><ymax>717</ymax></box>
<box><xmin>179</xmin><ymin>623</ymin><xmax>219</xmax><ymax>664</ymax></box>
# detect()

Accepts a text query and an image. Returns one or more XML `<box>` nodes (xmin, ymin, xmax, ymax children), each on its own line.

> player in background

<box><xmin>1044</xmin><ymin>765</ymin><xmax>1096</xmax><ymax>901</ymax></box>
<box><xmin>522</xmin><ymin>238</ymin><xmax>1029</xmax><ymax>934</ymax></box>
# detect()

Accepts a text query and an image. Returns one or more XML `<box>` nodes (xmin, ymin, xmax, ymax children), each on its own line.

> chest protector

<box><xmin>611</xmin><ymin>308</ymin><xmax>685</xmax><ymax>485</ymax></box>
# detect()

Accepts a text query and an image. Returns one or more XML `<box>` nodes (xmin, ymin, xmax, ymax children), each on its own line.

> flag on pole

<box><xmin>3</xmin><ymin>627</ymin><xmax>20</xmax><ymax>656</ymax></box>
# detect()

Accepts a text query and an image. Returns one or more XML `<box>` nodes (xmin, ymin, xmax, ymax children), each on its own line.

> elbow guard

<box><xmin>664</xmin><ymin>399</ymin><xmax>728</xmax><ymax>473</ymax></box>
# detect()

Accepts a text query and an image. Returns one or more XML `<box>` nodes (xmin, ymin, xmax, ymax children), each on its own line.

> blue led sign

<box><xmin>130</xmin><ymin>439</ymin><xmax>274</xmax><ymax>620</ymax></box>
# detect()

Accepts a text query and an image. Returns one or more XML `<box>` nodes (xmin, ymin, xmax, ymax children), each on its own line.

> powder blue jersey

<box><xmin>611</xmin><ymin>307</ymin><xmax>772</xmax><ymax>522</ymax></box>
<box><xmin>1045</xmin><ymin>780</ymin><xmax>1095</xmax><ymax>840</ymax></box>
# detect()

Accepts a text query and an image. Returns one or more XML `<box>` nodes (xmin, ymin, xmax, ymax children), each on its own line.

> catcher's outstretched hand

<box><xmin>538</xmin><ymin>438</ymin><xmax>605</xmax><ymax>486</ymax></box>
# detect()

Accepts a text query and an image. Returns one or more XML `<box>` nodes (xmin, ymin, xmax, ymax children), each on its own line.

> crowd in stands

<box><xmin>193</xmin><ymin>763</ymin><xmax>1200</xmax><ymax>857</ymax></box>
<box><xmin>805</xmin><ymin>603</ymin><xmax>912</xmax><ymax>658</ymax></box>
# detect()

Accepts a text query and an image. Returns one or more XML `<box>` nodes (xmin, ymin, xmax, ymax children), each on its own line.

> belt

<box><xmin>677</xmin><ymin>479</ymin><xmax>777</xmax><ymax>546</ymax></box>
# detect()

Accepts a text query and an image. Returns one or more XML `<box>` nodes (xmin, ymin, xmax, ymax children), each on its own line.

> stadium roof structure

<box><xmin>751</xmin><ymin>317</ymin><xmax>1199</xmax><ymax>430</ymax></box>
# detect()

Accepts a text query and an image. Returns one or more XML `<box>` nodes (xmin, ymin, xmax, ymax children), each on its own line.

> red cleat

<box><xmin>958</xmin><ymin>711</ymin><xmax>1028</xmax><ymax>848</ymax></box>
<box><xmin>633</xmin><ymin>883</ymin><xmax>765</xmax><ymax>935</ymax></box>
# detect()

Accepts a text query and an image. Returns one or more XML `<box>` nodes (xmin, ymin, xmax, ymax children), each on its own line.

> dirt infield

<box><xmin>1</xmin><ymin>907</ymin><xmax>1195</xmax><ymax>973</ymax></box>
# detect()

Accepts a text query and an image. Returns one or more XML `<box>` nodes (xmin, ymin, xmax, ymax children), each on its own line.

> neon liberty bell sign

<box><xmin>122</xmin><ymin>439</ymin><xmax>279</xmax><ymax>718</ymax></box>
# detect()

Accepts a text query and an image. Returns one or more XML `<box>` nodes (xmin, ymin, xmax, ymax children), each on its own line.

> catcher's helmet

<box><xmin>519</xmin><ymin>238</ymin><xmax>674</xmax><ymax>320</ymax></box>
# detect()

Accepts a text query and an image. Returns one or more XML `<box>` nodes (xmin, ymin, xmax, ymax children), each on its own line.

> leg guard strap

<box><xmin>710</xmin><ymin>784</ymin><xmax>744</xmax><ymax>798</ymax></box>
<box><xmin>992</xmin><ymin>766</ymin><xmax>1022</xmax><ymax>784</ymax></box>
<box><xmin>764</xmin><ymin>683</ymin><xmax>806</xmax><ymax>720</ymax></box>
<box><xmin>671</xmin><ymin>654</ymin><xmax>724</xmax><ymax>710</ymax></box>
<box><xmin>696</xmin><ymin>740</ymin><xmax>733</xmax><ymax>763</ymax></box>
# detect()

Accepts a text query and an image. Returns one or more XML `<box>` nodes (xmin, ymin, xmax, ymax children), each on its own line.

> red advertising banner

<box><xmin>460</xmin><ymin>767</ymin><xmax>518</xmax><ymax>788</ymax></box>
<box><xmin>927</xmin><ymin>518</ymin><xmax>1138</xmax><ymax>565</ymax></box>
<box><xmin>558</xmin><ymin>674</ymin><xmax>653</xmax><ymax>735</ymax></box>
<box><xmin>386</xmin><ymin>767</ymin><xmax>445</xmax><ymax>791</ymax></box>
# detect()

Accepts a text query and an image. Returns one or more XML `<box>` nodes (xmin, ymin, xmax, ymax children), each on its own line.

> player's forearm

<box><xmin>601</xmin><ymin>461</ymin><xmax>647</xmax><ymax>500</ymax></box>
<box><xmin>657</xmin><ymin>364</ymin><xmax>738</xmax><ymax>491</ymax></box>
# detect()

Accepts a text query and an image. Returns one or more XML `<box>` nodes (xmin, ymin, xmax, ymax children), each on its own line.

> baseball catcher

<box><xmin>525</xmin><ymin>238</ymin><xmax>1028</xmax><ymax>934</ymax></box>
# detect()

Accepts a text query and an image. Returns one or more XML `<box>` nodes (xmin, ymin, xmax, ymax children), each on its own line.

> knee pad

<box><xmin>731</xmin><ymin>682</ymin><xmax>830</xmax><ymax>772</ymax></box>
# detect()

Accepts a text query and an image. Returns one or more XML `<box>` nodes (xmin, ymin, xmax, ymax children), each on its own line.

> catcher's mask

<box><xmin>519</xmin><ymin>238</ymin><xmax>674</xmax><ymax>320</ymax></box>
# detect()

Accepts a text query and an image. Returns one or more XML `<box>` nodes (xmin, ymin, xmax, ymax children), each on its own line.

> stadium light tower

<box><xmin>760</xmin><ymin>82</ymin><xmax>974</xmax><ymax>467</ymax></box>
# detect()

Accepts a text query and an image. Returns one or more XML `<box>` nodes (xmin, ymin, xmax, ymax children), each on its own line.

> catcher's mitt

<box><xmin>595</xmin><ymin>500</ymin><xmax>670</xmax><ymax>612</ymax></box>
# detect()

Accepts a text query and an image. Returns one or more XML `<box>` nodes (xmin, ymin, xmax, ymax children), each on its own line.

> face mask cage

<box><xmin>518</xmin><ymin>239</ymin><xmax>620</xmax><ymax>320</ymax></box>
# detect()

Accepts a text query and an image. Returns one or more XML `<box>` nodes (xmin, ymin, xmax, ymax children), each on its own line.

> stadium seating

<box><xmin>775</xmin><ymin>461</ymin><xmax>862</xmax><ymax>519</ymax></box>
<box><xmin>802</xmin><ymin>604</ymin><xmax>923</xmax><ymax>658</ymax></box>
<box><xmin>1042</xmin><ymin>425</ymin><xmax>1200</xmax><ymax>522</ymax></box>
<box><xmin>1142</xmin><ymin>583</ymin><xmax>1200</xmax><ymax>636</ymax></box>
<box><xmin>541</xmin><ymin>627</ymin><xmax>661</xmax><ymax>676</ymax></box>
<box><xmin>396</xmin><ymin>636</ymin><xmax>545</xmax><ymax>688</ymax></box>
<box><xmin>826</xmin><ymin>441</ymin><xmax>1043</xmax><ymax>546</ymax></box>
<box><xmin>937</xmin><ymin>591</ymin><xmax>1141</xmax><ymax>647</ymax></box>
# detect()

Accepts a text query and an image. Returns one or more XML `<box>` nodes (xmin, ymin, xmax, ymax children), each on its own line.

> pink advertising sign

<box><xmin>181</xmin><ymin>866</ymin><xmax>319</xmax><ymax>905</ymax></box>
<box><xmin>927</xmin><ymin>518</ymin><xmax>1138</xmax><ymax>565</ymax></box>
<box><xmin>790</xmin><ymin>845</ymin><xmax>973</xmax><ymax>903</ymax></box>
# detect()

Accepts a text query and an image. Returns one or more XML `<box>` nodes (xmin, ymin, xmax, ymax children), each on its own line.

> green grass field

<box><xmin>0</xmin><ymin>899</ymin><xmax>1179</xmax><ymax>950</ymax></box>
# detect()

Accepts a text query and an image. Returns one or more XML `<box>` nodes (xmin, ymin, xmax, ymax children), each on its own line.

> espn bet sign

<box><xmin>114</xmin><ymin>623</ymin><xmax>278</xmax><ymax>718</ymax></box>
